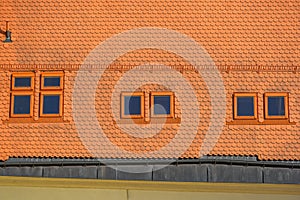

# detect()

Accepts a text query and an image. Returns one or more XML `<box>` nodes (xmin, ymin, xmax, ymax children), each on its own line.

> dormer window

<box><xmin>121</xmin><ymin>92</ymin><xmax>144</xmax><ymax>119</ymax></box>
<box><xmin>233</xmin><ymin>93</ymin><xmax>257</xmax><ymax>120</ymax></box>
<box><xmin>12</xmin><ymin>75</ymin><xmax>34</xmax><ymax>90</ymax></box>
<box><xmin>9</xmin><ymin>71</ymin><xmax>64</xmax><ymax>119</ymax></box>
<box><xmin>151</xmin><ymin>92</ymin><xmax>174</xmax><ymax>118</ymax></box>
<box><xmin>10</xmin><ymin>72</ymin><xmax>34</xmax><ymax>117</ymax></box>
<box><xmin>264</xmin><ymin>93</ymin><xmax>288</xmax><ymax>119</ymax></box>
<box><xmin>40</xmin><ymin>72</ymin><xmax>64</xmax><ymax>117</ymax></box>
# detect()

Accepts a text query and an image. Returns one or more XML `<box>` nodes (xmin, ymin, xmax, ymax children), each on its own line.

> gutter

<box><xmin>1</xmin><ymin>156</ymin><xmax>300</xmax><ymax>168</ymax></box>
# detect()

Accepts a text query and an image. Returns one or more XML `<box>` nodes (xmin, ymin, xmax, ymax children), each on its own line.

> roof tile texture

<box><xmin>0</xmin><ymin>0</ymin><xmax>299</xmax><ymax>65</ymax></box>
<box><xmin>0</xmin><ymin>67</ymin><xmax>299</xmax><ymax>161</ymax></box>
<box><xmin>0</xmin><ymin>1</ymin><xmax>299</xmax><ymax>161</ymax></box>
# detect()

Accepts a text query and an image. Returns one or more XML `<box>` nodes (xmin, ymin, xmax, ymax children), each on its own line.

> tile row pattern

<box><xmin>0</xmin><ymin>0</ymin><xmax>299</xmax><ymax>161</ymax></box>
<box><xmin>0</xmin><ymin>65</ymin><xmax>299</xmax><ymax>161</ymax></box>
<box><xmin>0</xmin><ymin>0</ymin><xmax>299</xmax><ymax>66</ymax></box>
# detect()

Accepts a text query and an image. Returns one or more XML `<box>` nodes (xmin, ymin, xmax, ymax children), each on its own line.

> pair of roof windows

<box><xmin>10</xmin><ymin>72</ymin><xmax>63</xmax><ymax>118</ymax></box>
<box><xmin>234</xmin><ymin>93</ymin><xmax>288</xmax><ymax>120</ymax></box>
<box><xmin>121</xmin><ymin>92</ymin><xmax>174</xmax><ymax>118</ymax></box>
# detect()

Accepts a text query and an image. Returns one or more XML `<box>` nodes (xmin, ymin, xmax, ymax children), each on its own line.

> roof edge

<box><xmin>1</xmin><ymin>156</ymin><xmax>300</xmax><ymax>168</ymax></box>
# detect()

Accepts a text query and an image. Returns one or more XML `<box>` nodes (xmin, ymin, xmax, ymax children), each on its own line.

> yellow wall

<box><xmin>0</xmin><ymin>176</ymin><xmax>299</xmax><ymax>200</ymax></box>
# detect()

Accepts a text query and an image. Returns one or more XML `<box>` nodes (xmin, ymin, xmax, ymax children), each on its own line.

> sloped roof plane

<box><xmin>0</xmin><ymin>0</ymin><xmax>299</xmax><ymax>162</ymax></box>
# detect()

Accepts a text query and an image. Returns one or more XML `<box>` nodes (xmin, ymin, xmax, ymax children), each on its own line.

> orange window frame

<box><xmin>10</xmin><ymin>72</ymin><xmax>34</xmax><ymax>118</ymax></box>
<box><xmin>233</xmin><ymin>93</ymin><xmax>258</xmax><ymax>120</ymax></box>
<box><xmin>121</xmin><ymin>92</ymin><xmax>145</xmax><ymax>119</ymax></box>
<box><xmin>151</xmin><ymin>92</ymin><xmax>174</xmax><ymax>118</ymax></box>
<box><xmin>11</xmin><ymin>72</ymin><xmax>34</xmax><ymax>90</ymax></box>
<box><xmin>40</xmin><ymin>72</ymin><xmax>64</xmax><ymax>117</ymax></box>
<box><xmin>10</xmin><ymin>91</ymin><xmax>34</xmax><ymax>118</ymax></box>
<box><xmin>264</xmin><ymin>92</ymin><xmax>289</xmax><ymax>119</ymax></box>
<box><xmin>40</xmin><ymin>72</ymin><xmax>64</xmax><ymax>90</ymax></box>
<box><xmin>40</xmin><ymin>91</ymin><xmax>63</xmax><ymax>117</ymax></box>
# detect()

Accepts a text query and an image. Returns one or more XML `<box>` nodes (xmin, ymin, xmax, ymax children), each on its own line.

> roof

<box><xmin>0</xmin><ymin>0</ymin><xmax>299</xmax><ymax>162</ymax></box>
<box><xmin>1</xmin><ymin>0</ymin><xmax>299</xmax><ymax>66</ymax></box>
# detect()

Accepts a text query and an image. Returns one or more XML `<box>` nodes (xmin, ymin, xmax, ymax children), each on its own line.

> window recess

<box><xmin>264</xmin><ymin>93</ymin><xmax>288</xmax><ymax>119</ymax></box>
<box><xmin>39</xmin><ymin>72</ymin><xmax>64</xmax><ymax>117</ymax></box>
<box><xmin>11</xmin><ymin>72</ymin><xmax>34</xmax><ymax>90</ymax></box>
<box><xmin>151</xmin><ymin>92</ymin><xmax>174</xmax><ymax>118</ymax></box>
<box><xmin>41</xmin><ymin>72</ymin><xmax>63</xmax><ymax>90</ymax></box>
<box><xmin>121</xmin><ymin>92</ymin><xmax>144</xmax><ymax>119</ymax></box>
<box><xmin>10</xmin><ymin>72</ymin><xmax>34</xmax><ymax>118</ymax></box>
<box><xmin>233</xmin><ymin>93</ymin><xmax>258</xmax><ymax>120</ymax></box>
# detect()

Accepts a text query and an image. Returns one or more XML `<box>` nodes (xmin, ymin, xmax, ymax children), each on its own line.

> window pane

<box><xmin>44</xmin><ymin>77</ymin><xmax>61</xmax><ymax>87</ymax></box>
<box><xmin>14</xmin><ymin>77</ymin><xmax>31</xmax><ymax>87</ymax></box>
<box><xmin>268</xmin><ymin>96</ymin><xmax>285</xmax><ymax>116</ymax></box>
<box><xmin>154</xmin><ymin>96</ymin><xmax>171</xmax><ymax>115</ymax></box>
<box><xmin>237</xmin><ymin>96</ymin><xmax>254</xmax><ymax>116</ymax></box>
<box><xmin>124</xmin><ymin>96</ymin><xmax>141</xmax><ymax>115</ymax></box>
<box><xmin>43</xmin><ymin>95</ymin><xmax>60</xmax><ymax>114</ymax></box>
<box><xmin>13</xmin><ymin>95</ymin><xmax>31</xmax><ymax>114</ymax></box>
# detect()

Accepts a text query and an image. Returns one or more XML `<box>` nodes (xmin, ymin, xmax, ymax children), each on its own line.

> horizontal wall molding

<box><xmin>0</xmin><ymin>175</ymin><xmax>299</xmax><ymax>195</ymax></box>
<box><xmin>0</xmin><ymin>64</ymin><xmax>299</xmax><ymax>72</ymax></box>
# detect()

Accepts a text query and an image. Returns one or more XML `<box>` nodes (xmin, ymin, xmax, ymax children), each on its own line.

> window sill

<box><xmin>260</xmin><ymin>120</ymin><xmax>296</xmax><ymax>125</ymax></box>
<box><xmin>115</xmin><ymin>118</ymin><xmax>181</xmax><ymax>124</ymax></box>
<box><xmin>226</xmin><ymin>119</ymin><xmax>296</xmax><ymax>125</ymax></box>
<box><xmin>3</xmin><ymin>118</ymin><xmax>69</xmax><ymax>124</ymax></box>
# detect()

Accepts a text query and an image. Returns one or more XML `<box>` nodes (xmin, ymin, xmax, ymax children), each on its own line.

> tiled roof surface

<box><xmin>0</xmin><ymin>66</ymin><xmax>299</xmax><ymax>161</ymax></box>
<box><xmin>0</xmin><ymin>0</ymin><xmax>299</xmax><ymax>65</ymax></box>
<box><xmin>0</xmin><ymin>1</ymin><xmax>299</xmax><ymax>161</ymax></box>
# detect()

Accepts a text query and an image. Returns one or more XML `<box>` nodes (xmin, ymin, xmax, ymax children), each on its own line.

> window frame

<box><xmin>10</xmin><ymin>91</ymin><xmax>34</xmax><ymax>118</ymax></box>
<box><xmin>151</xmin><ymin>91</ymin><xmax>174</xmax><ymax>118</ymax></box>
<box><xmin>11</xmin><ymin>72</ymin><xmax>34</xmax><ymax>90</ymax></box>
<box><xmin>39</xmin><ymin>71</ymin><xmax>64</xmax><ymax>118</ymax></box>
<box><xmin>40</xmin><ymin>72</ymin><xmax>64</xmax><ymax>90</ymax></box>
<box><xmin>233</xmin><ymin>93</ymin><xmax>258</xmax><ymax>120</ymax></box>
<box><xmin>121</xmin><ymin>92</ymin><xmax>145</xmax><ymax>119</ymax></box>
<box><xmin>264</xmin><ymin>92</ymin><xmax>289</xmax><ymax>119</ymax></box>
<box><xmin>10</xmin><ymin>72</ymin><xmax>35</xmax><ymax>118</ymax></box>
<box><xmin>40</xmin><ymin>91</ymin><xmax>63</xmax><ymax>117</ymax></box>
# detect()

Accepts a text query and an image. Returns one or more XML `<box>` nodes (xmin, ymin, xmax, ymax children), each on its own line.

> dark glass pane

<box><xmin>43</xmin><ymin>95</ymin><xmax>60</xmax><ymax>114</ymax></box>
<box><xmin>124</xmin><ymin>96</ymin><xmax>141</xmax><ymax>115</ymax></box>
<box><xmin>13</xmin><ymin>95</ymin><xmax>31</xmax><ymax>114</ymax></box>
<box><xmin>14</xmin><ymin>77</ymin><xmax>31</xmax><ymax>87</ymax></box>
<box><xmin>44</xmin><ymin>77</ymin><xmax>60</xmax><ymax>87</ymax></box>
<box><xmin>268</xmin><ymin>96</ymin><xmax>285</xmax><ymax>116</ymax></box>
<box><xmin>237</xmin><ymin>96</ymin><xmax>254</xmax><ymax>116</ymax></box>
<box><xmin>154</xmin><ymin>96</ymin><xmax>171</xmax><ymax>115</ymax></box>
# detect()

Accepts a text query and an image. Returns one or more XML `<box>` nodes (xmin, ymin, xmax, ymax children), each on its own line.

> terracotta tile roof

<box><xmin>0</xmin><ymin>0</ymin><xmax>299</xmax><ymax>65</ymax></box>
<box><xmin>0</xmin><ymin>1</ymin><xmax>299</xmax><ymax>161</ymax></box>
<box><xmin>0</xmin><ymin>67</ymin><xmax>299</xmax><ymax>161</ymax></box>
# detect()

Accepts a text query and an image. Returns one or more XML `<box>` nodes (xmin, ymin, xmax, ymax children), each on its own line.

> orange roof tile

<box><xmin>0</xmin><ymin>0</ymin><xmax>299</xmax><ymax>66</ymax></box>
<box><xmin>0</xmin><ymin>66</ymin><xmax>298</xmax><ymax>161</ymax></box>
<box><xmin>0</xmin><ymin>0</ymin><xmax>299</xmax><ymax>161</ymax></box>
